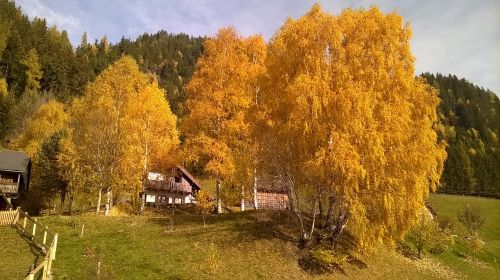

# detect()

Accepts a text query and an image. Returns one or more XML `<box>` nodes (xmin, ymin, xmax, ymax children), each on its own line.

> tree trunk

<box><xmin>140</xmin><ymin>192</ymin><xmax>146</xmax><ymax>213</ymax></box>
<box><xmin>109</xmin><ymin>190</ymin><xmax>113</xmax><ymax>208</ymax></box>
<box><xmin>216</xmin><ymin>178</ymin><xmax>222</xmax><ymax>214</ymax></box>
<box><xmin>96</xmin><ymin>188</ymin><xmax>102</xmax><ymax>214</ymax></box>
<box><xmin>104</xmin><ymin>189</ymin><xmax>111</xmax><ymax>216</ymax></box>
<box><xmin>202</xmin><ymin>211</ymin><xmax>206</xmax><ymax>227</ymax></box>
<box><xmin>241</xmin><ymin>185</ymin><xmax>245</xmax><ymax>212</ymax></box>
<box><xmin>60</xmin><ymin>190</ymin><xmax>66</xmax><ymax>214</ymax></box>
<box><xmin>253</xmin><ymin>168</ymin><xmax>258</xmax><ymax>210</ymax></box>
<box><xmin>68</xmin><ymin>194</ymin><xmax>73</xmax><ymax>215</ymax></box>
<box><xmin>305</xmin><ymin>191</ymin><xmax>321</xmax><ymax>247</ymax></box>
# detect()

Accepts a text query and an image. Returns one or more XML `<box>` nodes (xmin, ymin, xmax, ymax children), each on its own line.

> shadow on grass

<box><xmin>145</xmin><ymin>209</ymin><xmax>299</xmax><ymax>245</ymax></box>
<box><xmin>7</xmin><ymin>225</ymin><xmax>45</xmax><ymax>278</ymax></box>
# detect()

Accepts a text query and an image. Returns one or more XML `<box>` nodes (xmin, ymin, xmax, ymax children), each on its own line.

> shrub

<box><xmin>457</xmin><ymin>204</ymin><xmax>485</xmax><ymax>236</ymax></box>
<box><xmin>406</xmin><ymin>211</ymin><xmax>454</xmax><ymax>257</ymax></box>
<box><xmin>464</xmin><ymin>233</ymin><xmax>485</xmax><ymax>256</ymax></box>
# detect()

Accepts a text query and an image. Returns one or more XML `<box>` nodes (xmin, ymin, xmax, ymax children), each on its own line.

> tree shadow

<box><xmin>145</xmin><ymin>209</ymin><xmax>299</xmax><ymax>245</ymax></box>
<box><xmin>8</xmin><ymin>225</ymin><xmax>45</xmax><ymax>279</ymax></box>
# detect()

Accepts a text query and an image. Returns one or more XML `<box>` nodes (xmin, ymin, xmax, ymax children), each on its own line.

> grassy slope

<box><xmin>428</xmin><ymin>194</ymin><xmax>500</xmax><ymax>279</ymax></box>
<box><xmin>3</xmin><ymin>211</ymin><xmax>454</xmax><ymax>280</ymax></box>
<box><xmin>1</xmin><ymin>194</ymin><xmax>498</xmax><ymax>279</ymax></box>
<box><xmin>0</xmin><ymin>226</ymin><xmax>40</xmax><ymax>280</ymax></box>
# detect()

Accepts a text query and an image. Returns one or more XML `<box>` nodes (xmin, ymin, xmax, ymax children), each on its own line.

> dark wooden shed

<box><xmin>0</xmin><ymin>150</ymin><xmax>32</xmax><ymax>209</ymax></box>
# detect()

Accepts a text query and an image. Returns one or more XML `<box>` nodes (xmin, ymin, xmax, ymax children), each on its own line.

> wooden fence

<box><xmin>0</xmin><ymin>208</ymin><xmax>18</xmax><ymax>225</ymax></box>
<box><xmin>0</xmin><ymin>208</ymin><xmax>58</xmax><ymax>280</ymax></box>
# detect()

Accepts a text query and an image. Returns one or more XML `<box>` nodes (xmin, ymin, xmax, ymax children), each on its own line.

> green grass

<box><xmin>0</xmin><ymin>226</ymin><xmax>41</xmax><ymax>280</ymax></box>
<box><xmin>428</xmin><ymin>194</ymin><xmax>500</xmax><ymax>279</ymax></box>
<box><xmin>0</xmin><ymin>210</ymin><xmax>458</xmax><ymax>280</ymax></box>
<box><xmin>2</xmin><ymin>194</ymin><xmax>499</xmax><ymax>279</ymax></box>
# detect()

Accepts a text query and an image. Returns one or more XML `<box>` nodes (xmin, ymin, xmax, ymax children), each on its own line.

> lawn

<box><xmin>1</xmin><ymin>194</ymin><xmax>499</xmax><ymax>279</ymax></box>
<box><xmin>428</xmin><ymin>194</ymin><xmax>500</xmax><ymax>279</ymax></box>
<box><xmin>1</xmin><ymin>210</ymin><xmax>456</xmax><ymax>280</ymax></box>
<box><xmin>0</xmin><ymin>226</ymin><xmax>41</xmax><ymax>280</ymax></box>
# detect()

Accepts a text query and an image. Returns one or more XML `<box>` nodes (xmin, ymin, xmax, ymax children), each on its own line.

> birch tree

<box><xmin>260</xmin><ymin>4</ymin><xmax>446</xmax><ymax>249</ymax></box>
<box><xmin>121</xmin><ymin>82</ymin><xmax>179</xmax><ymax>210</ymax></box>
<box><xmin>182</xmin><ymin>27</ymin><xmax>265</xmax><ymax>214</ymax></box>
<box><xmin>65</xmin><ymin>56</ymin><xmax>178</xmax><ymax>214</ymax></box>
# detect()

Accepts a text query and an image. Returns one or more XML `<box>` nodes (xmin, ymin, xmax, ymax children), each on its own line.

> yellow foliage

<box><xmin>11</xmin><ymin>100</ymin><xmax>68</xmax><ymax>157</ymax></box>
<box><xmin>63</xmin><ymin>56</ymin><xmax>179</xmax><ymax>204</ymax></box>
<box><xmin>182</xmin><ymin>27</ymin><xmax>266</xmax><ymax>211</ymax></box>
<box><xmin>260</xmin><ymin>4</ymin><xmax>446</xmax><ymax>250</ymax></box>
<box><xmin>0</xmin><ymin>78</ymin><xmax>7</xmax><ymax>96</ymax></box>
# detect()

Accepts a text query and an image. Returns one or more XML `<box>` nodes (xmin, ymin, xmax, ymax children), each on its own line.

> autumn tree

<box><xmin>259</xmin><ymin>5</ymin><xmax>446</xmax><ymax>249</ymax></box>
<box><xmin>63</xmin><ymin>56</ymin><xmax>178</xmax><ymax>214</ymax></box>
<box><xmin>182</xmin><ymin>27</ymin><xmax>266</xmax><ymax>214</ymax></box>
<box><xmin>11</xmin><ymin>100</ymin><xmax>69</xmax><ymax>157</ymax></box>
<box><xmin>121</xmin><ymin>81</ymin><xmax>179</xmax><ymax>210</ymax></box>
<box><xmin>196</xmin><ymin>189</ymin><xmax>213</xmax><ymax>227</ymax></box>
<box><xmin>21</xmin><ymin>48</ymin><xmax>43</xmax><ymax>92</ymax></box>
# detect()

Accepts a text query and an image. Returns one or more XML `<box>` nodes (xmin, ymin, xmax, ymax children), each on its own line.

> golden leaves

<box><xmin>64</xmin><ymin>56</ymin><xmax>179</xmax><ymax>195</ymax></box>
<box><xmin>261</xmin><ymin>4</ymin><xmax>446</xmax><ymax>250</ymax></box>
<box><xmin>182</xmin><ymin>27</ymin><xmax>265</xmax><ymax>180</ymax></box>
<box><xmin>12</xmin><ymin>100</ymin><xmax>68</xmax><ymax>157</ymax></box>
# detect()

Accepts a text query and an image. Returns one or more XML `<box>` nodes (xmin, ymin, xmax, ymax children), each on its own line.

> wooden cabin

<box><xmin>141</xmin><ymin>166</ymin><xmax>201</xmax><ymax>209</ymax></box>
<box><xmin>244</xmin><ymin>178</ymin><xmax>289</xmax><ymax>210</ymax></box>
<box><xmin>0</xmin><ymin>150</ymin><xmax>32</xmax><ymax>209</ymax></box>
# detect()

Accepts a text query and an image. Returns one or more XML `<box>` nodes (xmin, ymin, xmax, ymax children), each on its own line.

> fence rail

<box><xmin>0</xmin><ymin>208</ymin><xmax>58</xmax><ymax>280</ymax></box>
<box><xmin>0</xmin><ymin>209</ymin><xmax>17</xmax><ymax>225</ymax></box>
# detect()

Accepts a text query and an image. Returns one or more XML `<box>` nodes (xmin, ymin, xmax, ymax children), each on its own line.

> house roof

<box><xmin>0</xmin><ymin>149</ymin><xmax>32</xmax><ymax>193</ymax></box>
<box><xmin>0</xmin><ymin>150</ymin><xmax>30</xmax><ymax>173</ymax></box>
<box><xmin>177</xmin><ymin>165</ymin><xmax>201</xmax><ymax>190</ymax></box>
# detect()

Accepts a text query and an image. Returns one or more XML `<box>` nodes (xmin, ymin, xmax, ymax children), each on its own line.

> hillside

<box><xmin>1</xmin><ymin>0</ymin><xmax>499</xmax><ymax>198</ymax></box>
<box><xmin>0</xmin><ymin>210</ymin><xmax>458</xmax><ymax>280</ymax></box>
<box><xmin>422</xmin><ymin>73</ymin><xmax>500</xmax><ymax>197</ymax></box>
<box><xmin>1</xmin><ymin>194</ymin><xmax>499</xmax><ymax>280</ymax></box>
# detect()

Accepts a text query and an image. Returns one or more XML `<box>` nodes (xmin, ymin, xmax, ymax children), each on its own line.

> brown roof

<box><xmin>176</xmin><ymin>165</ymin><xmax>201</xmax><ymax>190</ymax></box>
<box><xmin>0</xmin><ymin>149</ymin><xmax>32</xmax><ymax>193</ymax></box>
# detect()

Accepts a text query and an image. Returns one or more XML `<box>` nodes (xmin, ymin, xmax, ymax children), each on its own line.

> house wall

<box><xmin>245</xmin><ymin>192</ymin><xmax>288</xmax><ymax>210</ymax></box>
<box><xmin>144</xmin><ymin>191</ymin><xmax>194</xmax><ymax>206</ymax></box>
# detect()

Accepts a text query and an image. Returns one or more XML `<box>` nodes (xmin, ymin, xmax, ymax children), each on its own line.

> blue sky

<box><xmin>15</xmin><ymin>0</ymin><xmax>500</xmax><ymax>94</ymax></box>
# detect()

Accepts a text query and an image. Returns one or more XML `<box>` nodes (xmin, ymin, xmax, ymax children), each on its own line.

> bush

<box><xmin>457</xmin><ymin>204</ymin><xmax>485</xmax><ymax>236</ymax></box>
<box><xmin>406</xmin><ymin>211</ymin><xmax>454</xmax><ymax>258</ymax></box>
<box><xmin>464</xmin><ymin>233</ymin><xmax>485</xmax><ymax>256</ymax></box>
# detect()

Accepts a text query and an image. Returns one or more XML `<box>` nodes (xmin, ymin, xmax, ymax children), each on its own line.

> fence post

<box><xmin>13</xmin><ymin>207</ymin><xmax>20</xmax><ymax>225</ymax></box>
<box><xmin>23</xmin><ymin>216</ymin><xmax>27</xmax><ymax>229</ymax></box>
<box><xmin>42</xmin><ymin>259</ymin><xmax>48</xmax><ymax>280</ymax></box>
<box><xmin>52</xmin><ymin>233</ymin><xmax>58</xmax><ymax>260</ymax></box>
<box><xmin>32</xmin><ymin>218</ymin><xmax>37</xmax><ymax>237</ymax></box>
<box><xmin>27</xmin><ymin>264</ymin><xmax>35</xmax><ymax>280</ymax></box>
<box><xmin>46</xmin><ymin>248</ymin><xmax>53</xmax><ymax>277</ymax></box>
<box><xmin>43</xmin><ymin>227</ymin><xmax>48</xmax><ymax>245</ymax></box>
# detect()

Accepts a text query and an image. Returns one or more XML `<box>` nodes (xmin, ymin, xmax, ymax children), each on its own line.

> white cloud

<box><xmin>16</xmin><ymin>0</ymin><xmax>82</xmax><ymax>35</ymax></box>
<box><xmin>14</xmin><ymin>0</ymin><xmax>500</xmax><ymax>94</ymax></box>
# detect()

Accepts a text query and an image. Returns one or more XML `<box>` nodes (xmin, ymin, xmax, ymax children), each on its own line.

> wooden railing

<box><xmin>0</xmin><ymin>208</ymin><xmax>58</xmax><ymax>280</ymax></box>
<box><xmin>0</xmin><ymin>208</ymin><xmax>17</xmax><ymax>225</ymax></box>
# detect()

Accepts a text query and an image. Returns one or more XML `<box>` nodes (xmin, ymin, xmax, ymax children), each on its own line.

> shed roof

<box><xmin>0</xmin><ymin>149</ymin><xmax>32</xmax><ymax>194</ymax></box>
<box><xmin>177</xmin><ymin>165</ymin><xmax>201</xmax><ymax>190</ymax></box>
<box><xmin>0</xmin><ymin>150</ymin><xmax>30</xmax><ymax>173</ymax></box>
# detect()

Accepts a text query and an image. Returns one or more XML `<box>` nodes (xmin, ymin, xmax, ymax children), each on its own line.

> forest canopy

<box><xmin>0</xmin><ymin>0</ymin><xmax>498</xmax><ymax>254</ymax></box>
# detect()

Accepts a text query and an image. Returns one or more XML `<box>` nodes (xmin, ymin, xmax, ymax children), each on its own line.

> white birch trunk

<box><xmin>104</xmin><ymin>189</ymin><xmax>111</xmax><ymax>216</ymax></box>
<box><xmin>96</xmin><ymin>188</ymin><xmax>102</xmax><ymax>215</ymax></box>
<box><xmin>253</xmin><ymin>168</ymin><xmax>258</xmax><ymax>209</ymax></box>
<box><xmin>140</xmin><ymin>192</ymin><xmax>146</xmax><ymax>213</ymax></box>
<box><xmin>216</xmin><ymin>179</ymin><xmax>222</xmax><ymax>214</ymax></box>
<box><xmin>241</xmin><ymin>185</ymin><xmax>245</xmax><ymax>212</ymax></box>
